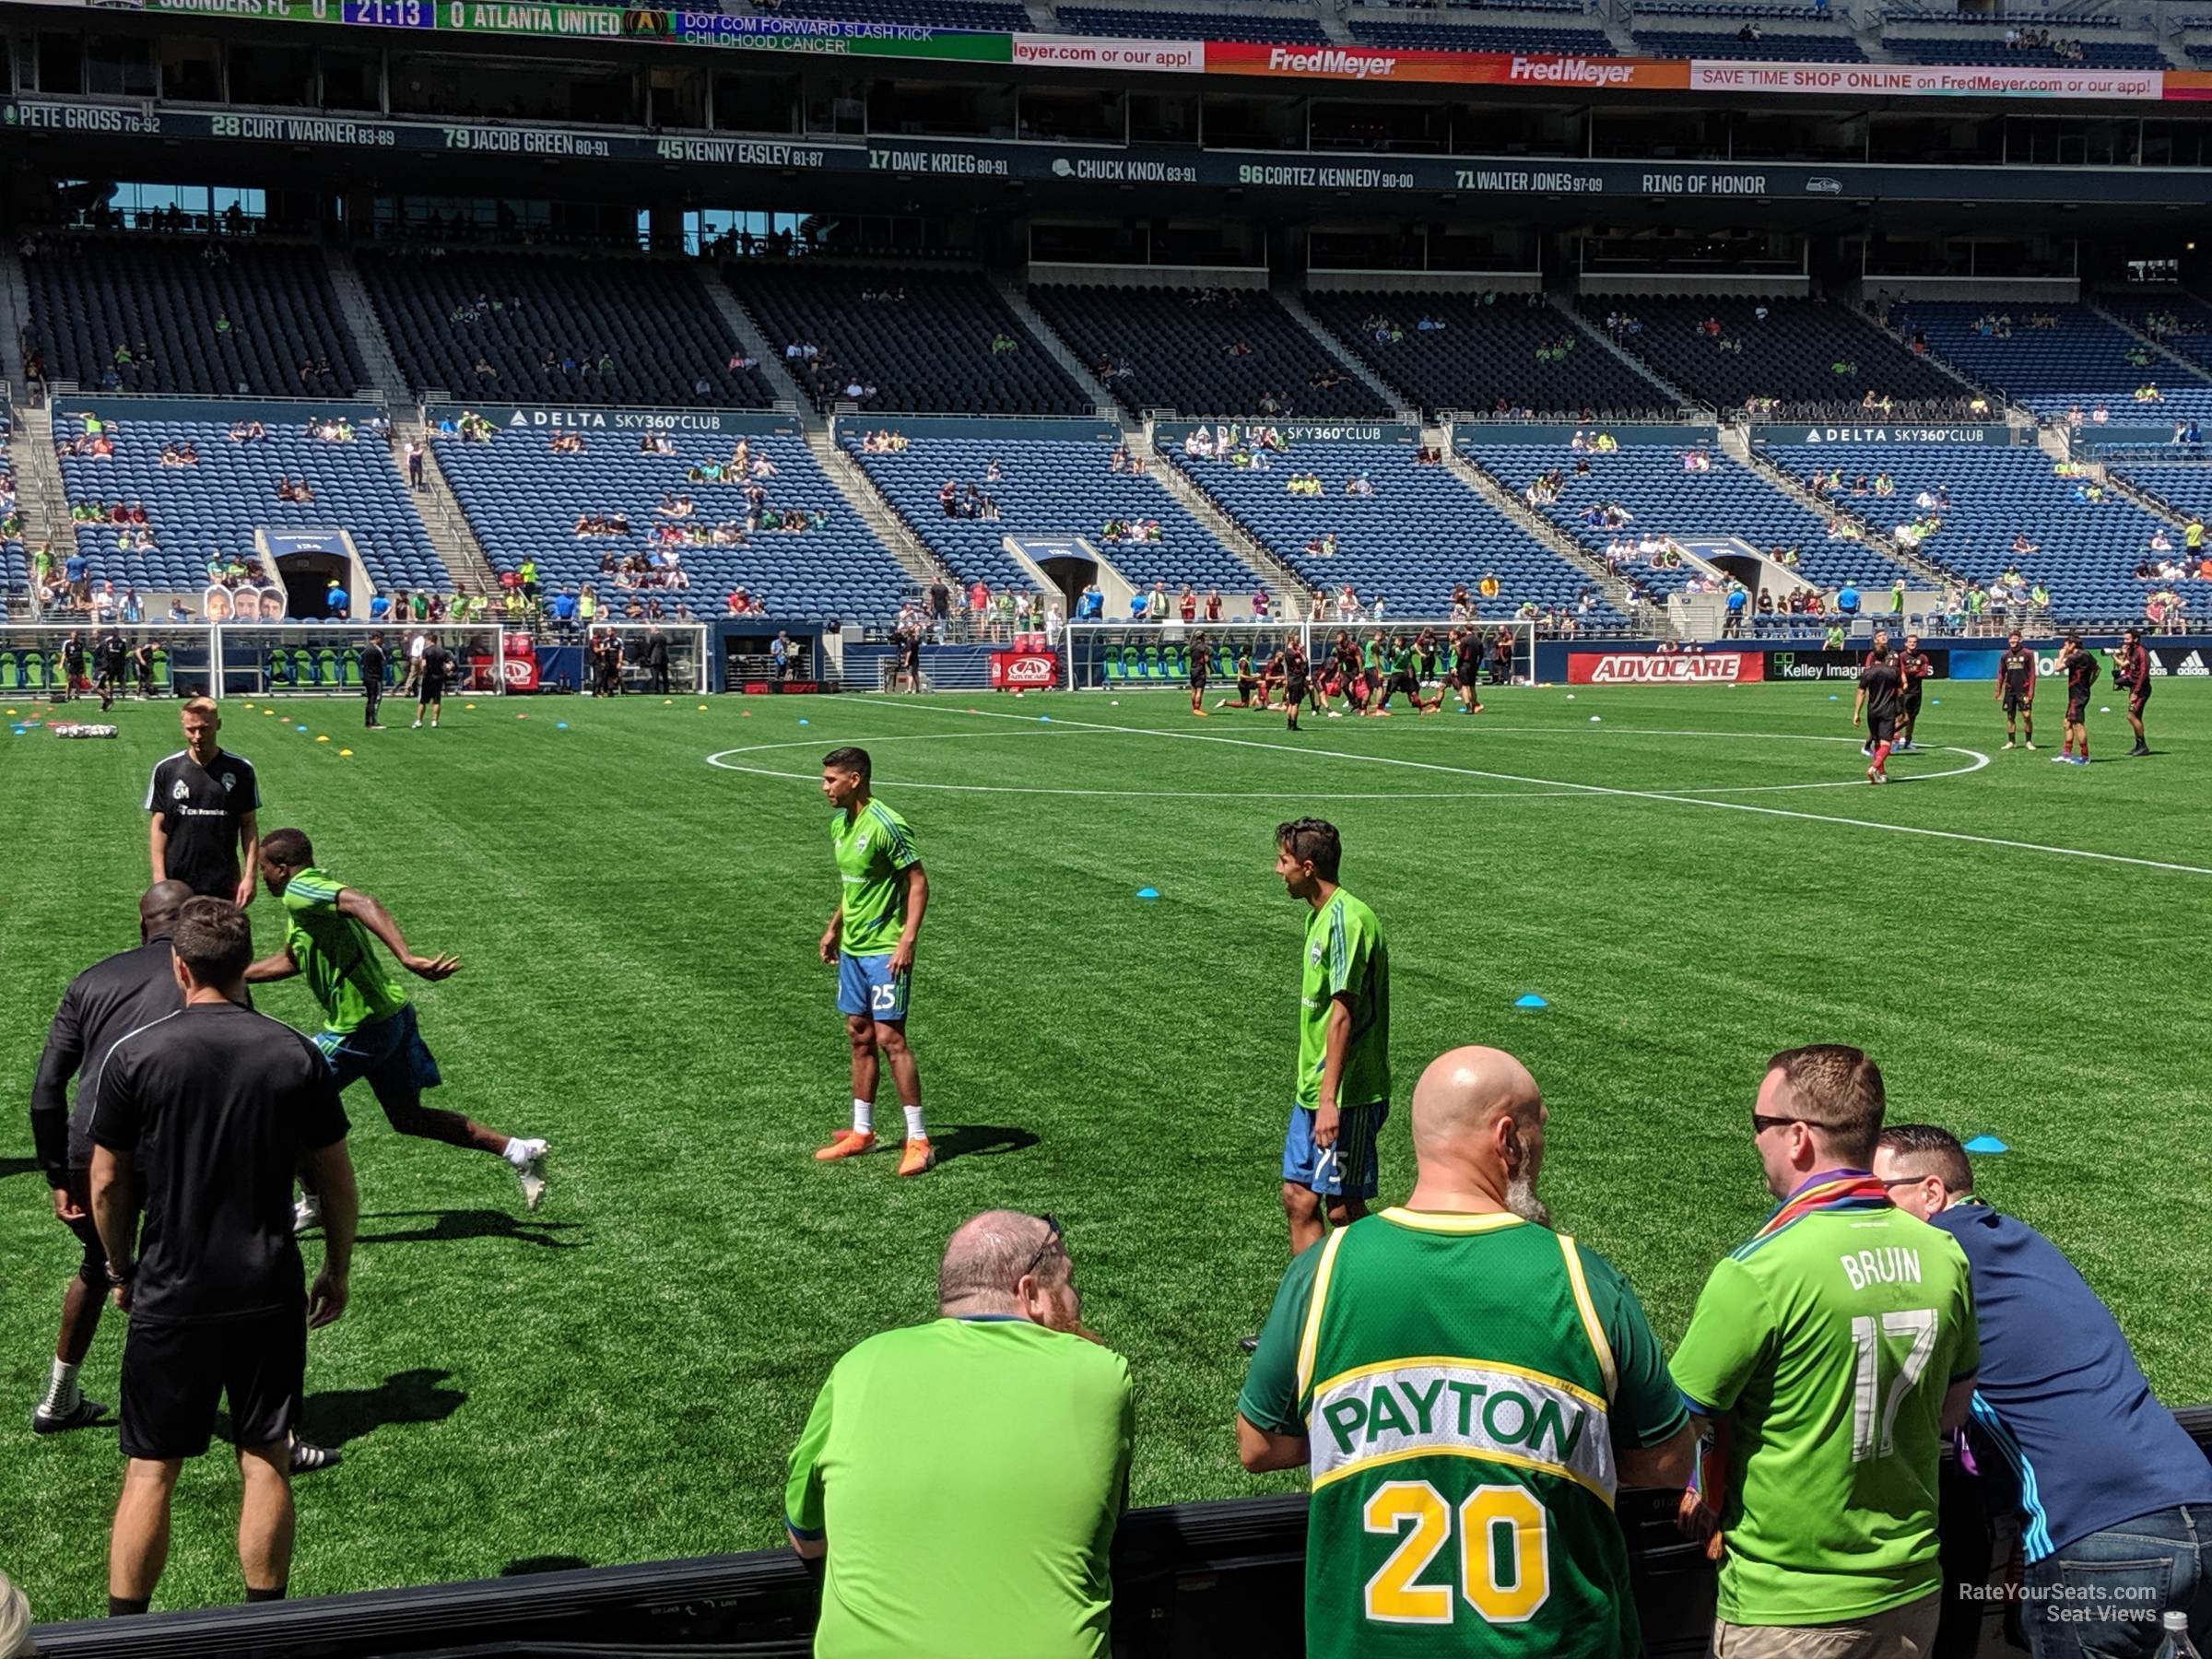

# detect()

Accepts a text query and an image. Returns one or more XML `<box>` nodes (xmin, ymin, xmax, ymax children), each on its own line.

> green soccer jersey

<box><xmin>1670</xmin><ymin>1196</ymin><xmax>1979</xmax><ymax>1628</ymax></box>
<box><xmin>786</xmin><ymin>1317</ymin><xmax>1135</xmax><ymax>1659</ymax></box>
<box><xmin>1297</xmin><ymin>888</ymin><xmax>1389</xmax><ymax>1110</ymax></box>
<box><xmin>831</xmin><ymin>799</ymin><xmax>920</xmax><ymax>958</ymax></box>
<box><xmin>1240</xmin><ymin>1210</ymin><xmax>1689</xmax><ymax>1659</ymax></box>
<box><xmin>280</xmin><ymin>866</ymin><xmax>409</xmax><ymax>1035</ymax></box>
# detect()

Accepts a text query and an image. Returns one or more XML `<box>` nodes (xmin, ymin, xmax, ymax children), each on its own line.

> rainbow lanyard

<box><xmin>1754</xmin><ymin>1171</ymin><xmax>1893</xmax><ymax>1241</ymax></box>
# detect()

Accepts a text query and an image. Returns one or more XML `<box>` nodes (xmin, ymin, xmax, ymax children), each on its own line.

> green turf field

<box><xmin>4</xmin><ymin>679</ymin><xmax>2208</xmax><ymax>1620</ymax></box>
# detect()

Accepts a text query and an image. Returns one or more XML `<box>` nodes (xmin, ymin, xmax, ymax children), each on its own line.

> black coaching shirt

<box><xmin>90</xmin><ymin>1002</ymin><xmax>347</xmax><ymax>1324</ymax></box>
<box><xmin>29</xmin><ymin>935</ymin><xmax>183</xmax><ymax>1182</ymax></box>
<box><xmin>358</xmin><ymin>642</ymin><xmax>387</xmax><ymax>687</ymax></box>
<box><xmin>1858</xmin><ymin>659</ymin><xmax>1902</xmax><ymax>721</ymax></box>
<box><xmin>146</xmin><ymin>747</ymin><xmax>259</xmax><ymax>900</ymax></box>
<box><xmin>419</xmin><ymin>642</ymin><xmax>453</xmax><ymax>688</ymax></box>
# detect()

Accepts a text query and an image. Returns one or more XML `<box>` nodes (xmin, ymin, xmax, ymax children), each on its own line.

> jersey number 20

<box><xmin>1362</xmin><ymin>1480</ymin><xmax>1549</xmax><ymax>1625</ymax></box>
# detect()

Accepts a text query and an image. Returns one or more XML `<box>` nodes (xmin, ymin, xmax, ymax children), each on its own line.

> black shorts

<box><xmin>2066</xmin><ymin>697</ymin><xmax>2088</xmax><ymax>725</ymax></box>
<box><xmin>1237</xmin><ymin>677</ymin><xmax>1259</xmax><ymax>701</ymax></box>
<box><xmin>418</xmin><ymin>676</ymin><xmax>447</xmax><ymax>704</ymax></box>
<box><xmin>1285</xmin><ymin>677</ymin><xmax>1310</xmax><ymax>705</ymax></box>
<box><xmin>1457</xmin><ymin>665</ymin><xmax>1485</xmax><ymax>691</ymax></box>
<box><xmin>120</xmin><ymin>1307</ymin><xmax>304</xmax><ymax>1460</ymax></box>
<box><xmin>178</xmin><ymin>866</ymin><xmax>240</xmax><ymax>902</ymax></box>
<box><xmin>1388</xmin><ymin>673</ymin><xmax>1420</xmax><ymax>700</ymax></box>
<box><xmin>1903</xmin><ymin>691</ymin><xmax>1924</xmax><ymax>717</ymax></box>
<box><xmin>1189</xmin><ymin>673</ymin><xmax>1208</xmax><ymax>692</ymax></box>
<box><xmin>2003</xmin><ymin>686</ymin><xmax>2031</xmax><ymax>715</ymax></box>
<box><xmin>2128</xmin><ymin>681</ymin><xmax>2151</xmax><ymax>711</ymax></box>
<box><xmin>1867</xmin><ymin>713</ymin><xmax>1897</xmax><ymax>744</ymax></box>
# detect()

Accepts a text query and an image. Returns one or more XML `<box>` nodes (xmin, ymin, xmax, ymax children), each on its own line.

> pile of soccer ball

<box><xmin>52</xmin><ymin>724</ymin><xmax>120</xmax><ymax>739</ymax></box>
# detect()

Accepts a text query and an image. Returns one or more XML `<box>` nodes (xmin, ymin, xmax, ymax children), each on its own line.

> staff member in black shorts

<box><xmin>1852</xmin><ymin>641</ymin><xmax>1903</xmax><ymax>785</ymax></box>
<box><xmin>1281</xmin><ymin>642</ymin><xmax>1311</xmax><ymax>733</ymax></box>
<box><xmin>90</xmin><ymin>898</ymin><xmax>358</xmax><ymax>1616</ymax></box>
<box><xmin>99</xmin><ymin>630</ymin><xmax>130</xmax><ymax>712</ymax></box>
<box><xmin>1188</xmin><ymin>630</ymin><xmax>1211</xmax><ymax>719</ymax></box>
<box><xmin>147</xmin><ymin>699</ymin><xmax>261</xmax><ymax>905</ymax></box>
<box><xmin>133</xmin><ymin>638</ymin><xmax>159</xmax><ymax>700</ymax></box>
<box><xmin>60</xmin><ymin>629</ymin><xmax>87</xmax><ymax>702</ymax></box>
<box><xmin>1453</xmin><ymin>625</ymin><xmax>1487</xmax><ymax>714</ymax></box>
<box><xmin>358</xmin><ymin>632</ymin><xmax>388</xmax><ymax>731</ymax></box>
<box><xmin>412</xmin><ymin>638</ymin><xmax>452</xmax><ymax>730</ymax></box>
<box><xmin>27</xmin><ymin>880</ymin><xmax>194</xmax><ymax>1436</ymax></box>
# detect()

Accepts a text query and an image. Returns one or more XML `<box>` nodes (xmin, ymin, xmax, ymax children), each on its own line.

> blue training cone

<box><xmin>1828</xmin><ymin>694</ymin><xmax>1840</xmax><ymax>701</ymax></box>
<box><xmin>1135</xmin><ymin>887</ymin><xmax>1159</xmax><ymax>900</ymax></box>
<box><xmin>798</xmin><ymin>718</ymin><xmax>809</xmax><ymax>726</ymax></box>
<box><xmin>1513</xmin><ymin>994</ymin><xmax>1548</xmax><ymax>1010</ymax></box>
<box><xmin>1962</xmin><ymin>1135</ymin><xmax>2009</xmax><ymax>1155</ymax></box>
<box><xmin>295</xmin><ymin>724</ymin><xmax>308</xmax><ymax>732</ymax></box>
<box><xmin>556</xmin><ymin>722</ymin><xmax>569</xmax><ymax>730</ymax></box>
<box><xmin>1040</xmin><ymin>715</ymin><xmax>1052</xmax><ymax>723</ymax></box>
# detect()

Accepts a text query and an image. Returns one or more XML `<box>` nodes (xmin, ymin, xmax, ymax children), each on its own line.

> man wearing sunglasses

<box><xmin>1873</xmin><ymin>1125</ymin><xmax>2212</xmax><ymax>1659</ymax></box>
<box><xmin>785</xmin><ymin>1210</ymin><xmax>1132</xmax><ymax>1659</ymax></box>
<box><xmin>1673</xmin><ymin>1046</ymin><xmax>1980</xmax><ymax>1659</ymax></box>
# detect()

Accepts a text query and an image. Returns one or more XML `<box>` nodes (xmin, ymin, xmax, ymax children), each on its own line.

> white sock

<box><xmin>501</xmin><ymin>1137</ymin><xmax>535</xmax><ymax>1168</ymax></box>
<box><xmin>852</xmin><ymin>1099</ymin><xmax>874</xmax><ymax>1135</ymax></box>
<box><xmin>902</xmin><ymin>1105</ymin><xmax>925</xmax><ymax>1140</ymax></box>
<box><xmin>43</xmin><ymin>1359</ymin><xmax>80</xmax><ymax>1414</ymax></box>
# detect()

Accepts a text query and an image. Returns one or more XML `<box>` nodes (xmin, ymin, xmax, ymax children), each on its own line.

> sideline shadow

<box><xmin>928</xmin><ymin>1124</ymin><xmax>1040</xmax><ymax>1168</ymax></box>
<box><xmin>303</xmin><ymin>1366</ymin><xmax>470</xmax><ymax>1447</ymax></box>
<box><xmin>353</xmin><ymin>1207</ymin><xmax>583</xmax><ymax>1250</ymax></box>
<box><xmin>0</xmin><ymin>1157</ymin><xmax>43</xmax><ymax>1182</ymax></box>
<box><xmin>501</xmin><ymin>1556</ymin><xmax>593</xmax><ymax>1577</ymax></box>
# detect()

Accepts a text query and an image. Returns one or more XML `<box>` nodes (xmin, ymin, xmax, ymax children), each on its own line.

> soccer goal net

<box><xmin>213</xmin><ymin>624</ymin><xmax>511</xmax><ymax>699</ymax></box>
<box><xmin>1062</xmin><ymin>618</ymin><xmax>1541</xmax><ymax>692</ymax></box>
<box><xmin>0</xmin><ymin>623</ymin><xmax>218</xmax><ymax>700</ymax></box>
<box><xmin>576</xmin><ymin>622</ymin><xmax>712</xmax><ymax>697</ymax></box>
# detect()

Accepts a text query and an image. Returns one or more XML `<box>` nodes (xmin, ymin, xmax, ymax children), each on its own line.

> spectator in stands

<box><xmin>1239</xmin><ymin>1045</ymin><xmax>1695</xmax><ymax>1658</ymax></box>
<box><xmin>324</xmin><ymin>579</ymin><xmax>349</xmax><ymax>621</ymax></box>
<box><xmin>1143</xmin><ymin>582</ymin><xmax>1168</xmax><ymax>625</ymax></box>
<box><xmin>1877</xmin><ymin>1126</ymin><xmax>2212</xmax><ymax>1659</ymax></box>
<box><xmin>1077</xmin><ymin>583</ymin><xmax>1103</xmax><ymax>624</ymax></box>
<box><xmin>1178</xmin><ymin>587</ymin><xmax>1198</xmax><ymax>626</ymax></box>
<box><xmin>786</xmin><ymin>1211</ymin><xmax>1129</xmax><ymax>1658</ymax></box>
<box><xmin>1674</xmin><ymin>1047</ymin><xmax>1977</xmax><ymax>1657</ymax></box>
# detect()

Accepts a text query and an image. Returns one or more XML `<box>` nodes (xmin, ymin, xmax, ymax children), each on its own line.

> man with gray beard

<box><xmin>1237</xmin><ymin>1045</ymin><xmax>1695</xmax><ymax>1659</ymax></box>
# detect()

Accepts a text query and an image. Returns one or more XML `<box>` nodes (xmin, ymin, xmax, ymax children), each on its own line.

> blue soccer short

<box><xmin>837</xmin><ymin>951</ymin><xmax>912</xmax><ymax>1022</ymax></box>
<box><xmin>1283</xmin><ymin>1101</ymin><xmax>1388</xmax><ymax>1200</ymax></box>
<box><xmin>313</xmin><ymin>1004</ymin><xmax>442</xmax><ymax>1115</ymax></box>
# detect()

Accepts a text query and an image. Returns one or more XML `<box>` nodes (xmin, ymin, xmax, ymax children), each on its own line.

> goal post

<box><xmin>1063</xmin><ymin>617</ymin><xmax>1544</xmax><ymax>691</ymax></box>
<box><xmin>583</xmin><ymin>621</ymin><xmax>712</xmax><ymax>696</ymax></box>
<box><xmin>0</xmin><ymin>623</ymin><xmax>218</xmax><ymax>700</ymax></box>
<box><xmin>213</xmin><ymin>623</ymin><xmax>509</xmax><ymax>700</ymax></box>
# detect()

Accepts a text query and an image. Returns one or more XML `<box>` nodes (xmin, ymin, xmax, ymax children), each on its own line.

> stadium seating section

<box><xmin>433</xmin><ymin>428</ymin><xmax>906</xmax><ymax>618</ymax></box>
<box><xmin>727</xmin><ymin>266</ymin><xmax>1090</xmax><ymax>416</ymax></box>
<box><xmin>1170</xmin><ymin>440</ymin><xmax>1627</xmax><ymax>621</ymax></box>
<box><xmin>2100</xmin><ymin>295</ymin><xmax>2212</xmax><ymax>378</ymax></box>
<box><xmin>1884</xmin><ymin>33</ymin><xmax>2162</xmax><ymax>65</ymax></box>
<box><xmin>54</xmin><ymin>414</ymin><xmax>449</xmax><ymax>599</ymax></box>
<box><xmin>848</xmin><ymin>436</ymin><xmax>1258</xmax><ymax>597</ymax></box>
<box><xmin>24</xmin><ymin>237</ymin><xmax>362</xmax><ymax>398</ymax></box>
<box><xmin>2105</xmin><ymin>460</ymin><xmax>2212</xmax><ymax>534</ymax></box>
<box><xmin>1461</xmin><ymin>440</ymin><xmax>1913</xmax><ymax>599</ymax></box>
<box><xmin>1759</xmin><ymin>441</ymin><xmax>2171</xmax><ymax>622</ymax></box>
<box><xmin>1900</xmin><ymin>301</ymin><xmax>2212</xmax><ymax>418</ymax></box>
<box><xmin>1303</xmin><ymin>292</ymin><xmax>1670</xmax><ymax>418</ymax></box>
<box><xmin>1059</xmin><ymin>6</ymin><xmax>1329</xmax><ymax>41</ymax></box>
<box><xmin>1578</xmin><ymin>297</ymin><xmax>1970</xmax><ymax>418</ymax></box>
<box><xmin>1345</xmin><ymin>18</ymin><xmax>1614</xmax><ymax>50</ymax></box>
<box><xmin>358</xmin><ymin>251</ymin><xmax>774</xmax><ymax>408</ymax></box>
<box><xmin>779</xmin><ymin>0</ymin><xmax>1030</xmax><ymax>27</ymax></box>
<box><xmin>2</xmin><ymin>421</ymin><xmax>25</xmax><ymax>600</ymax></box>
<box><xmin>1629</xmin><ymin>27</ymin><xmax>1865</xmax><ymax>58</ymax></box>
<box><xmin>1028</xmin><ymin>286</ymin><xmax>1393</xmax><ymax>419</ymax></box>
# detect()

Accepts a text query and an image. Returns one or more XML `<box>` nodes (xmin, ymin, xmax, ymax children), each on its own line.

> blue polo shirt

<box><xmin>1929</xmin><ymin>1199</ymin><xmax>2212</xmax><ymax>1559</ymax></box>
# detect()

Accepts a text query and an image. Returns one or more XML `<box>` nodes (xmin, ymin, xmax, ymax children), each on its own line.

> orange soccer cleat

<box><xmin>897</xmin><ymin>1137</ymin><xmax>937</xmax><ymax>1178</ymax></box>
<box><xmin>815</xmin><ymin>1129</ymin><xmax>877</xmax><ymax>1162</ymax></box>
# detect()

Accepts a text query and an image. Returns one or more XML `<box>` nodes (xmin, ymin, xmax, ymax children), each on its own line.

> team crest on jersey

<box><xmin>1310</xmin><ymin>941</ymin><xmax>1325</xmax><ymax>966</ymax></box>
<box><xmin>855</xmin><ymin>832</ymin><xmax>872</xmax><ymax>853</ymax></box>
<box><xmin>171</xmin><ymin>779</ymin><xmax>189</xmax><ymax>802</ymax></box>
<box><xmin>220</xmin><ymin>772</ymin><xmax>237</xmax><ymax>793</ymax></box>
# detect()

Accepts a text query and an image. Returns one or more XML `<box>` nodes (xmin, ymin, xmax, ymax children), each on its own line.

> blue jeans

<box><xmin>2023</xmin><ymin>1504</ymin><xmax>2212</xmax><ymax>1659</ymax></box>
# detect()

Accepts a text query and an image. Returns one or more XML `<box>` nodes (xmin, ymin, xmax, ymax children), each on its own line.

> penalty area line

<box><xmin>844</xmin><ymin>697</ymin><xmax>2212</xmax><ymax>879</ymax></box>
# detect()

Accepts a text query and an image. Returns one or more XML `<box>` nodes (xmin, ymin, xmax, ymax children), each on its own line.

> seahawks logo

<box><xmin>220</xmin><ymin>772</ymin><xmax>236</xmax><ymax>793</ymax></box>
<box><xmin>855</xmin><ymin>833</ymin><xmax>871</xmax><ymax>853</ymax></box>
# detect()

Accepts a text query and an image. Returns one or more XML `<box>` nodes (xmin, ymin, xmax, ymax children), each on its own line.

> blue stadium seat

<box><xmin>1898</xmin><ymin>301</ymin><xmax>2212</xmax><ymax>420</ymax></box>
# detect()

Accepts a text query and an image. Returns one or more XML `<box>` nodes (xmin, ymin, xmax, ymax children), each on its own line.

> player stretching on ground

<box><xmin>1238</xmin><ymin>818</ymin><xmax>1390</xmax><ymax>1354</ymax></box>
<box><xmin>1374</xmin><ymin>636</ymin><xmax>1442</xmax><ymax>716</ymax></box>
<box><xmin>1256</xmin><ymin>644</ymin><xmax>1287</xmax><ymax>712</ymax></box>
<box><xmin>1187</xmin><ymin>631</ymin><xmax>1211</xmax><ymax>718</ymax></box>
<box><xmin>2115</xmin><ymin>627</ymin><xmax>2152</xmax><ymax>757</ymax></box>
<box><xmin>1996</xmin><ymin>629</ymin><xmax>2037</xmax><ymax>749</ymax></box>
<box><xmin>1895</xmin><ymin>632</ymin><xmax>1934</xmax><ymax>752</ymax></box>
<box><xmin>1281</xmin><ymin>642</ymin><xmax>1311</xmax><ymax>732</ymax></box>
<box><xmin>2055</xmin><ymin>633</ymin><xmax>2099</xmax><ymax>766</ymax></box>
<box><xmin>1216</xmin><ymin>650</ymin><xmax>1264</xmax><ymax>711</ymax></box>
<box><xmin>815</xmin><ymin>747</ymin><xmax>934</xmax><ymax>1177</ymax></box>
<box><xmin>248</xmin><ymin>828</ymin><xmax>548</xmax><ymax>1222</ymax></box>
<box><xmin>1851</xmin><ymin>641</ymin><xmax>1902</xmax><ymax>784</ymax></box>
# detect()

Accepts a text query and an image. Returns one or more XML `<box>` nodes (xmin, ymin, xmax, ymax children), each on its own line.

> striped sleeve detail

<box><xmin>1558</xmin><ymin>1233</ymin><xmax>1620</xmax><ymax>1401</ymax></box>
<box><xmin>871</xmin><ymin>805</ymin><xmax>919</xmax><ymax>870</ymax></box>
<box><xmin>286</xmin><ymin>875</ymin><xmax>344</xmax><ymax>913</ymax></box>
<box><xmin>1294</xmin><ymin>1227</ymin><xmax>1351</xmax><ymax>1409</ymax></box>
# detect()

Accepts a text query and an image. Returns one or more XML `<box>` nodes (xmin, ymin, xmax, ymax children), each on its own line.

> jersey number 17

<box><xmin>1848</xmin><ymin>1309</ymin><xmax>1938</xmax><ymax>1463</ymax></box>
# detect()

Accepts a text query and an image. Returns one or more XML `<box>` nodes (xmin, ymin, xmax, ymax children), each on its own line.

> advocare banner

<box><xmin>1566</xmin><ymin>650</ymin><xmax>1765</xmax><ymax>685</ymax></box>
<box><xmin>988</xmin><ymin>650</ymin><xmax>1059</xmax><ymax>689</ymax></box>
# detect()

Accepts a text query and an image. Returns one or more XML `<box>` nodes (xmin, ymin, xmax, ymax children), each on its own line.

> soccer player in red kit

<box><xmin>2055</xmin><ymin>633</ymin><xmax>2100</xmax><ymax>765</ymax></box>
<box><xmin>1852</xmin><ymin>642</ymin><xmax>1903</xmax><ymax>784</ymax></box>
<box><xmin>2114</xmin><ymin>627</ymin><xmax>2152</xmax><ymax>757</ymax></box>
<box><xmin>1895</xmin><ymin>633</ymin><xmax>1935</xmax><ymax>752</ymax></box>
